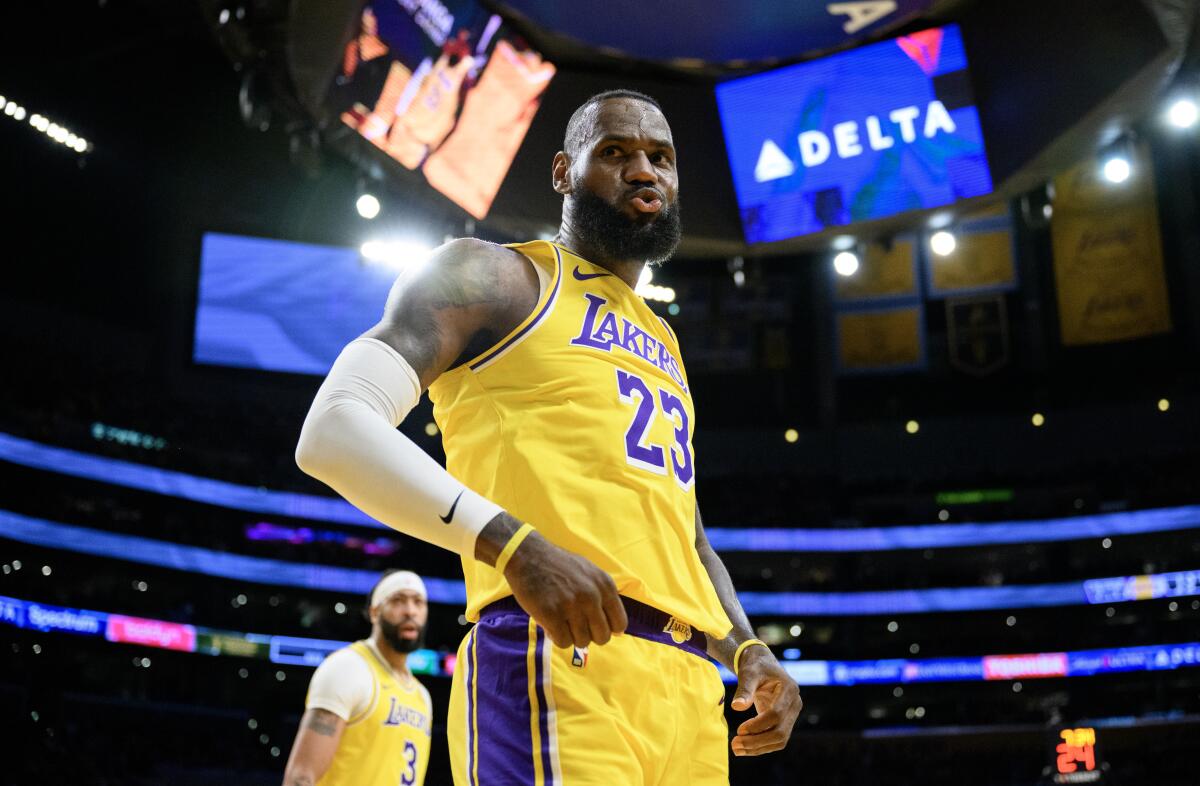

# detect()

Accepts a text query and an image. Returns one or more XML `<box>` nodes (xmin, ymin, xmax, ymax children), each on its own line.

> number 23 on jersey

<box><xmin>615</xmin><ymin>368</ymin><xmax>694</xmax><ymax>490</ymax></box>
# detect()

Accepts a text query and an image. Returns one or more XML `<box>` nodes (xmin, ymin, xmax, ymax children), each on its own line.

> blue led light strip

<box><xmin>0</xmin><ymin>509</ymin><xmax>466</xmax><ymax>604</ymax></box>
<box><xmin>3</xmin><ymin>593</ymin><xmax>1198</xmax><ymax>687</ymax></box>
<box><xmin>3</xmin><ymin>509</ymin><xmax>1198</xmax><ymax>615</ymax></box>
<box><xmin>2</xmin><ymin>431</ymin><xmax>1199</xmax><ymax>551</ymax></box>
<box><xmin>0</xmin><ymin>432</ymin><xmax>379</xmax><ymax>528</ymax></box>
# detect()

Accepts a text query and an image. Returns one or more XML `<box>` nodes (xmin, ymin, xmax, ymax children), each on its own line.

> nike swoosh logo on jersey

<box><xmin>572</xmin><ymin>265</ymin><xmax>613</xmax><ymax>281</ymax></box>
<box><xmin>440</xmin><ymin>490</ymin><xmax>464</xmax><ymax>524</ymax></box>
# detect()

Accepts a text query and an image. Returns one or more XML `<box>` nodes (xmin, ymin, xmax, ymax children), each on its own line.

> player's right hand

<box><xmin>503</xmin><ymin>529</ymin><xmax>628</xmax><ymax>649</ymax></box>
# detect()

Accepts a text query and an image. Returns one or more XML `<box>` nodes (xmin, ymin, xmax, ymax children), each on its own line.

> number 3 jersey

<box><xmin>305</xmin><ymin>640</ymin><xmax>432</xmax><ymax>786</ymax></box>
<box><xmin>428</xmin><ymin>240</ymin><xmax>733</xmax><ymax>639</ymax></box>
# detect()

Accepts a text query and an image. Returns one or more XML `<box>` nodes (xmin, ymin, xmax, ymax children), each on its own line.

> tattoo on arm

<box><xmin>370</xmin><ymin>239</ymin><xmax>536</xmax><ymax>389</ymax></box>
<box><xmin>304</xmin><ymin>709</ymin><xmax>341</xmax><ymax>737</ymax></box>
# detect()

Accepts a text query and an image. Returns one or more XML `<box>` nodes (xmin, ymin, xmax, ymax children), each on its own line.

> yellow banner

<box><xmin>928</xmin><ymin>229</ymin><xmax>1016</xmax><ymax>294</ymax></box>
<box><xmin>838</xmin><ymin>307</ymin><xmax>923</xmax><ymax>372</ymax></box>
<box><xmin>1051</xmin><ymin>143</ymin><xmax>1170</xmax><ymax>346</ymax></box>
<box><xmin>834</xmin><ymin>239</ymin><xmax>917</xmax><ymax>301</ymax></box>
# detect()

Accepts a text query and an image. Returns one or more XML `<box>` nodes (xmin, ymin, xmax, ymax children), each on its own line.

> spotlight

<box><xmin>635</xmin><ymin>272</ymin><xmax>675</xmax><ymax>303</ymax></box>
<box><xmin>833</xmin><ymin>251</ymin><xmax>859</xmax><ymax>277</ymax></box>
<box><xmin>930</xmin><ymin>230</ymin><xmax>957</xmax><ymax>257</ymax></box>
<box><xmin>728</xmin><ymin>256</ymin><xmax>745</xmax><ymax>288</ymax></box>
<box><xmin>1031</xmin><ymin>412</ymin><xmax>1045</xmax><ymax>427</ymax></box>
<box><xmin>356</xmin><ymin>193</ymin><xmax>381</xmax><ymax>219</ymax></box>
<box><xmin>1102</xmin><ymin>155</ymin><xmax>1131</xmax><ymax>184</ymax></box>
<box><xmin>905</xmin><ymin>420</ymin><xmax>919</xmax><ymax>435</ymax></box>
<box><xmin>928</xmin><ymin>212</ymin><xmax>954</xmax><ymax>230</ymax></box>
<box><xmin>360</xmin><ymin>238</ymin><xmax>434</xmax><ymax>271</ymax></box>
<box><xmin>784</xmin><ymin>429</ymin><xmax>799</xmax><ymax>443</ymax></box>
<box><xmin>1167</xmin><ymin>97</ymin><xmax>1199</xmax><ymax>129</ymax></box>
<box><xmin>1158</xmin><ymin>398</ymin><xmax>1170</xmax><ymax>412</ymax></box>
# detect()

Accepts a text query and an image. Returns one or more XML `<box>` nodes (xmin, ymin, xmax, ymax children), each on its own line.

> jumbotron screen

<box><xmin>192</xmin><ymin>233</ymin><xmax>389</xmax><ymax>375</ymax></box>
<box><xmin>331</xmin><ymin>0</ymin><xmax>555</xmax><ymax>219</ymax></box>
<box><xmin>715</xmin><ymin>24</ymin><xmax>992</xmax><ymax>244</ymax></box>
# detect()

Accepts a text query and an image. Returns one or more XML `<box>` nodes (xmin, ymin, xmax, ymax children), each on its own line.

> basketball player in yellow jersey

<box><xmin>281</xmin><ymin>571</ymin><xmax>433</xmax><ymax>786</ymax></box>
<box><xmin>296</xmin><ymin>89</ymin><xmax>801</xmax><ymax>784</ymax></box>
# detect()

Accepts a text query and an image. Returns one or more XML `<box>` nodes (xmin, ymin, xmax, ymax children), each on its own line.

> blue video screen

<box><xmin>715</xmin><ymin>24</ymin><xmax>992</xmax><ymax>244</ymax></box>
<box><xmin>193</xmin><ymin>232</ymin><xmax>394</xmax><ymax>375</ymax></box>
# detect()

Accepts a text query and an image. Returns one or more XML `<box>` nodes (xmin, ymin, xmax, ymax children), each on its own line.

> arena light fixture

<box><xmin>1166</xmin><ymin>97</ymin><xmax>1199</xmax><ymax>129</ymax></box>
<box><xmin>636</xmin><ymin>283</ymin><xmax>676</xmax><ymax>303</ymax></box>
<box><xmin>833</xmin><ymin>250</ymin><xmax>859</xmax><ymax>277</ymax></box>
<box><xmin>635</xmin><ymin>269</ymin><xmax>675</xmax><ymax>302</ymax></box>
<box><xmin>359</xmin><ymin>238</ymin><xmax>433</xmax><ymax>271</ymax></box>
<box><xmin>3</xmin><ymin>96</ymin><xmax>91</xmax><ymax>154</ymax></box>
<box><xmin>784</xmin><ymin>428</ymin><xmax>799</xmax><ymax>443</ymax></box>
<box><xmin>930</xmin><ymin>230</ymin><xmax>957</xmax><ymax>257</ymax></box>
<box><xmin>1101</xmin><ymin>154</ymin><xmax>1131</xmax><ymax>184</ymax></box>
<box><xmin>356</xmin><ymin>193</ymin><xmax>381</xmax><ymax>219</ymax></box>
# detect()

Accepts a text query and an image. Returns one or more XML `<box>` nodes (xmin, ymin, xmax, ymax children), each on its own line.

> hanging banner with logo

<box><xmin>1051</xmin><ymin>144</ymin><xmax>1170</xmax><ymax>346</ymax></box>
<box><xmin>926</xmin><ymin>203</ymin><xmax>1017</xmax><ymax>296</ymax></box>
<box><xmin>946</xmin><ymin>294</ymin><xmax>1009</xmax><ymax>376</ymax></box>
<box><xmin>834</xmin><ymin>237</ymin><xmax>919</xmax><ymax>303</ymax></box>
<box><xmin>836</xmin><ymin>306</ymin><xmax>925</xmax><ymax>373</ymax></box>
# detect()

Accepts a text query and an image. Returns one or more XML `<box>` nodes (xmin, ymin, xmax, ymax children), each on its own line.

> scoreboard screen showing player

<box><xmin>715</xmin><ymin>24</ymin><xmax>992</xmax><ymax>244</ymax></box>
<box><xmin>331</xmin><ymin>0</ymin><xmax>555</xmax><ymax>219</ymax></box>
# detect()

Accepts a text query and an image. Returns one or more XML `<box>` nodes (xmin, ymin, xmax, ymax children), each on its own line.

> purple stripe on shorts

<box><xmin>465</xmin><ymin>629</ymin><xmax>475</xmax><ymax>786</ymax></box>
<box><xmin>473</xmin><ymin>612</ymin><xmax>538</xmax><ymax>784</ymax></box>
<box><xmin>534</xmin><ymin>625</ymin><xmax>553</xmax><ymax>784</ymax></box>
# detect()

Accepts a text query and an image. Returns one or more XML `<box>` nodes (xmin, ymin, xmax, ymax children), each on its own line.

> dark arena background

<box><xmin>4</xmin><ymin>1</ymin><xmax>1200</xmax><ymax>784</ymax></box>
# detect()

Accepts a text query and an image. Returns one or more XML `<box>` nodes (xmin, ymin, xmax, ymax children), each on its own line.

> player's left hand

<box><xmin>729</xmin><ymin>645</ymin><xmax>802</xmax><ymax>756</ymax></box>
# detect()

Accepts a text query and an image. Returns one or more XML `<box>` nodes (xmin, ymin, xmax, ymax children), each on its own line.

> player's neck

<box><xmin>553</xmin><ymin>227</ymin><xmax>644</xmax><ymax>290</ymax></box>
<box><xmin>368</xmin><ymin>634</ymin><xmax>412</xmax><ymax>680</ymax></box>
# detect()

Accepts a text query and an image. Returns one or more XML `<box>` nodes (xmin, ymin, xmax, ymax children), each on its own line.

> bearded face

<box><xmin>569</xmin><ymin>183</ymin><xmax>682</xmax><ymax>267</ymax></box>
<box><xmin>378</xmin><ymin>614</ymin><xmax>426</xmax><ymax>653</ymax></box>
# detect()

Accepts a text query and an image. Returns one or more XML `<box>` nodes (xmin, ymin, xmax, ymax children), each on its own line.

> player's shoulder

<box><xmin>314</xmin><ymin>643</ymin><xmax>372</xmax><ymax>678</ymax></box>
<box><xmin>432</xmin><ymin>237</ymin><xmax>528</xmax><ymax>274</ymax></box>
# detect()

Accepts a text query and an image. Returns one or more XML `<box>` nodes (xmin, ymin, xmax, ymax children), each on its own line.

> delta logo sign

<box><xmin>717</xmin><ymin>24</ymin><xmax>993</xmax><ymax>244</ymax></box>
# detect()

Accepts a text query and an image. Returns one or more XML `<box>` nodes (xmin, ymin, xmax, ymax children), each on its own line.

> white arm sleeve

<box><xmin>295</xmin><ymin>337</ymin><xmax>504</xmax><ymax>556</ymax></box>
<box><xmin>305</xmin><ymin>648</ymin><xmax>374</xmax><ymax>721</ymax></box>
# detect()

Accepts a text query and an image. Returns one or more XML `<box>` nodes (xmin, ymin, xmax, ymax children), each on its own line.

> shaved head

<box><xmin>563</xmin><ymin>89</ymin><xmax>663</xmax><ymax>160</ymax></box>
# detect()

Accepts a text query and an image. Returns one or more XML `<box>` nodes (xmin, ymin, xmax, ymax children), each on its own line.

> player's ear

<box><xmin>552</xmin><ymin>151</ymin><xmax>572</xmax><ymax>195</ymax></box>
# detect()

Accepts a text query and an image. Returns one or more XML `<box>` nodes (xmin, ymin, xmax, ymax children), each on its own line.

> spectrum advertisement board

<box><xmin>716</xmin><ymin>24</ymin><xmax>992</xmax><ymax>244</ymax></box>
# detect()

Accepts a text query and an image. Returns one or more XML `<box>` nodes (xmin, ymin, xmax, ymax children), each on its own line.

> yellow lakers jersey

<box><xmin>428</xmin><ymin>240</ymin><xmax>732</xmax><ymax>638</ymax></box>
<box><xmin>317</xmin><ymin>641</ymin><xmax>432</xmax><ymax>786</ymax></box>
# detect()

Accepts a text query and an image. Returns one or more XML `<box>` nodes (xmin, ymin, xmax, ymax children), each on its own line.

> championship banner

<box><xmin>1051</xmin><ymin>143</ymin><xmax>1170</xmax><ymax>346</ymax></box>
<box><xmin>836</xmin><ymin>306</ymin><xmax>925</xmax><ymax>373</ymax></box>
<box><xmin>926</xmin><ymin>203</ymin><xmax>1017</xmax><ymax>296</ymax></box>
<box><xmin>834</xmin><ymin>238</ymin><xmax>918</xmax><ymax>303</ymax></box>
